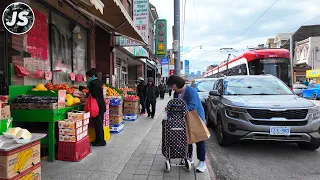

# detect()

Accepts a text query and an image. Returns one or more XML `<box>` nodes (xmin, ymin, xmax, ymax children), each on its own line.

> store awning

<box><xmin>72</xmin><ymin>0</ymin><xmax>144</xmax><ymax>43</ymax></box>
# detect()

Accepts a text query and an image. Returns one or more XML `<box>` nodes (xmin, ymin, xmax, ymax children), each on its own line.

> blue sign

<box><xmin>161</xmin><ymin>58</ymin><xmax>169</xmax><ymax>65</ymax></box>
<box><xmin>184</xmin><ymin>60</ymin><xmax>190</xmax><ymax>75</ymax></box>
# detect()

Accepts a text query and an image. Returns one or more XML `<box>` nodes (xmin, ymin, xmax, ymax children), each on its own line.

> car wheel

<box><xmin>205</xmin><ymin>111</ymin><xmax>213</xmax><ymax>127</ymax></box>
<box><xmin>313</xmin><ymin>93</ymin><xmax>318</xmax><ymax>100</ymax></box>
<box><xmin>297</xmin><ymin>141</ymin><xmax>320</xmax><ymax>150</ymax></box>
<box><xmin>216</xmin><ymin>118</ymin><xmax>232</xmax><ymax>146</ymax></box>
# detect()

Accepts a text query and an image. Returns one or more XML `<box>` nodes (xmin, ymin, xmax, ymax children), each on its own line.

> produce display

<box><xmin>3</xmin><ymin>127</ymin><xmax>32</xmax><ymax>143</ymax></box>
<box><xmin>45</xmin><ymin>82</ymin><xmax>76</xmax><ymax>94</ymax></box>
<box><xmin>119</xmin><ymin>88</ymin><xmax>136</xmax><ymax>92</ymax></box>
<box><xmin>66</xmin><ymin>94</ymin><xmax>81</xmax><ymax>107</ymax></box>
<box><xmin>32</xmin><ymin>84</ymin><xmax>47</xmax><ymax>91</ymax></box>
<box><xmin>124</xmin><ymin>95</ymin><xmax>139</xmax><ymax>101</ymax></box>
<box><xmin>104</xmin><ymin>86</ymin><xmax>120</xmax><ymax>96</ymax></box>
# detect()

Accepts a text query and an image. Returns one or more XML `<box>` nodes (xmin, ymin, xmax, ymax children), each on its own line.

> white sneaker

<box><xmin>196</xmin><ymin>161</ymin><xmax>207</xmax><ymax>172</ymax></box>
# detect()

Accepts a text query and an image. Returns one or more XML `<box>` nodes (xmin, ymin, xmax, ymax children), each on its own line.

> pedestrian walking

<box><xmin>166</xmin><ymin>75</ymin><xmax>207</xmax><ymax>172</ymax></box>
<box><xmin>86</xmin><ymin>68</ymin><xmax>106</xmax><ymax>146</ymax></box>
<box><xmin>159</xmin><ymin>81</ymin><xmax>166</xmax><ymax>99</ymax></box>
<box><xmin>137</xmin><ymin>77</ymin><xmax>146</xmax><ymax>115</ymax></box>
<box><xmin>144</xmin><ymin>77</ymin><xmax>159</xmax><ymax>118</ymax></box>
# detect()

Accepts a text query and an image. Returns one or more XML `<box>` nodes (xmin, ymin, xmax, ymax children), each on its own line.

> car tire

<box><xmin>206</xmin><ymin>111</ymin><xmax>213</xmax><ymax>127</ymax></box>
<box><xmin>216</xmin><ymin>118</ymin><xmax>232</xmax><ymax>146</ymax></box>
<box><xmin>297</xmin><ymin>141</ymin><xmax>320</xmax><ymax>150</ymax></box>
<box><xmin>313</xmin><ymin>93</ymin><xmax>318</xmax><ymax>100</ymax></box>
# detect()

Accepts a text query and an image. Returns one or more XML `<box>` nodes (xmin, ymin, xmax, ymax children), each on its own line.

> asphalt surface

<box><xmin>206</xmin><ymin>100</ymin><xmax>320</xmax><ymax>180</ymax></box>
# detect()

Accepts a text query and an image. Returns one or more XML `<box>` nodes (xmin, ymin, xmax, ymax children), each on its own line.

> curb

<box><xmin>206</xmin><ymin>156</ymin><xmax>216</xmax><ymax>180</ymax></box>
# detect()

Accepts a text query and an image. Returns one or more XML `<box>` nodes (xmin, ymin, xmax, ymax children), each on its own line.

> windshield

<box><xmin>224</xmin><ymin>77</ymin><xmax>293</xmax><ymax>95</ymax></box>
<box><xmin>248</xmin><ymin>58</ymin><xmax>292</xmax><ymax>87</ymax></box>
<box><xmin>196</xmin><ymin>80</ymin><xmax>217</xmax><ymax>92</ymax></box>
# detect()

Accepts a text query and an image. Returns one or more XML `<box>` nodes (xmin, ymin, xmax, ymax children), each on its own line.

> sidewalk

<box><xmin>42</xmin><ymin>96</ymin><xmax>212</xmax><ymax>180</ymax></box>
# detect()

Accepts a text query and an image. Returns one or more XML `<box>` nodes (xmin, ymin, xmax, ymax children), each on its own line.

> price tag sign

<box><xmin>44</xmin><ymin>71</ymin><xmax>52</xmax><ymax>80</ymax></box>
<box><xmin>58</xmin><ymin>90</ymin><xmax>66</xmax><ymax>108</ymax></box>
<box><xmin>70</xmin><ymin>73</ymin><xmax>75</xmax><ymax>81</ymax></box>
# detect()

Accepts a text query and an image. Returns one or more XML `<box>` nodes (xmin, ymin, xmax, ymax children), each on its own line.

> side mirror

<box><xmin>209</xmin><ymin>90</ymin><xmax>220</xmax><ymax>96</ymax></box>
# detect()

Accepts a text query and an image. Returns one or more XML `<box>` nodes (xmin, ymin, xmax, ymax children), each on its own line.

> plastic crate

<box><xmin>57</xmin><ymin>136</ymin><xmax>91</xmax><ymax>162</ymax></box>
<box><xmin>123</xmin><ymin>114</ymin><xmax>137</xmax><ymax>121</ymax></box>
<box><xmin>110</xmin><ymin>122</ymin><xmax>124</xmax><ymax>134</ymax></box>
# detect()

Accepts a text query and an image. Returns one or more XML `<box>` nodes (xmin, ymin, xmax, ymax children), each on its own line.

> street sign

<box><xmin>173</xmin><ymin>40</ymin><xmax>179</xmax><ymax>52</ymax></box>
<box><xmin>161</xmin><ymin>58</ymin><xmax>169</xmax><ymax>65</ymax></box>
<box><xmin>169</xmin><ymin>70</ymin><xmax>174</xmax><ymax>76</ymax></box>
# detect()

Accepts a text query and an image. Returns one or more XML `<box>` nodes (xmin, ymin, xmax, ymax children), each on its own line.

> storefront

<box><xmin>306</xmin><ymin>69</ymin><xmax>320</xmax><ymax>83</ymax></box>
<box><xmin>294</xmin><ymin>67</ymin><xmax>311</xmax><ymax>83</ymax></box>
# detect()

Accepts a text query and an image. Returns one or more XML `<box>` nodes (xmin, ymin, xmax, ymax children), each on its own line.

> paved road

<box><xmin>207</xmin><ymin>100</ymin><xmax>320</xmax><ymax>180</ymax></box>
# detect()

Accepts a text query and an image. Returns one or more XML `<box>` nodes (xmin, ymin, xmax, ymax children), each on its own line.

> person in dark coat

<box><xmin>158</xmin><ymin>81</ymin><xmax>166</xmax><ymax>99</ymax></box>
<box><xmin>143</xmin><ymin>77</ymin><xmax>159</xmax><ymax>118</ymax></box>
<box><xmin>137</xmin><ymin>77</ymin><xmax>146</xmax><ymax>115</ymax></box>
<box><xmin>86</xmin><ymin>68</ymin><xmax>106</xmax><ymax>146</ymax></box>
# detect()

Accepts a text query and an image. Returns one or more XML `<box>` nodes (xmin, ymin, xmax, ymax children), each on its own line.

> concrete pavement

<box><xmin>42</xmin><ymin>96</ymin><xmax>212</xmax><ymax>180</ymax></box>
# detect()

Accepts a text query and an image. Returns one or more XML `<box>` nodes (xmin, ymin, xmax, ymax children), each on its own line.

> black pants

<box><xmin>139</xmin><ymin>95</ymin><xmax>146</xmax><ymax>113</ymax></box>
<box><xmin>160</xmin><ymin>91</ymin><xmax>165</xmax><ymax>99</ymax></box>
<box><xmin>146</xmin><ymin>101</ymin><xmax>156</xmax><ymax>116</ymax></box>
<box><xmin>188</xmin><ymin>141</ymin><xmax>206</xmax><ymax>161</ymax></box>
<box><xmin>93</xmin><ymin>112</ymin><xmax>105</xmax><ymax>144</ymax></box>
<box><xmin>168</xmin><ymin>90</ymin><xmax>172</xmax><ymax>97</ymax></box>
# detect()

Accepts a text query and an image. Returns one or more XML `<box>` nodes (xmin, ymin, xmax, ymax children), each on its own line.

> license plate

<box><xmin>269</xmin><ymin>126</ymin><xmax>290</xmax><ymax>135</ymax></box>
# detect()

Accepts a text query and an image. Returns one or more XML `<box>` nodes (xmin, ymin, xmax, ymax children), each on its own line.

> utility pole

<box><xmin>173</xmin><ymin>0</ymin><xmax>180</xmax><ymax>76</ymax></box>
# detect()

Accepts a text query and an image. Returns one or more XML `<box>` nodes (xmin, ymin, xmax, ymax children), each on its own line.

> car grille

<box><xmin>250</xmin><ymin>120</ymin><xmax>308</xmax><ymax>126</ymax></box>
<box><xmin>246</xmin><ymin>109</ymin><xmax>308</xmax><ymax>120</ymax></box>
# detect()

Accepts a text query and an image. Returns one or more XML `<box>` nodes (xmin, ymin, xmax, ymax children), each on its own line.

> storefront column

<box><xmin>88</xmin><ymin>26</ymin><xmax>96</xmax><ymax>69</ymax></box>
<box><xmin>137</xmin><ymin>64</ymin><xmax>144</xmax><ymax>78</ymax></box>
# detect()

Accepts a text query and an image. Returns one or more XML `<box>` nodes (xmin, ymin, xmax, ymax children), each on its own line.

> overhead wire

<box><xmin>192</xmin><ymin>0</ymin><xmax>202</xmax><ymax>43</ymax></box>
<box><xmin>229</xmin><ymin>0</ymin><xmax>279</xmax><ymax>46</ymax></box>
<box><xmin>287</xmin><ymin>14</ymin><xmax>320</xmax><ymax>32</ymax></box>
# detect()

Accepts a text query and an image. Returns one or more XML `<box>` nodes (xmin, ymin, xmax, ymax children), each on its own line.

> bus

<box><xmin>203</xmin><ymin>48</ymin><xmax>292</xmax><ymax>87</ymax></box>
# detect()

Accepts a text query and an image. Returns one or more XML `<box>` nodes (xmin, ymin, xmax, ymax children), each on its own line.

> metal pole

<box><xmin>174</xmin><ymin>0</ymin><xmax>181</xmax><ymax>76</ymax></box>
<box><xmin>290</xmin><ymin>33</ymin><xmax>294</xmax><ymax>86</ymax></box>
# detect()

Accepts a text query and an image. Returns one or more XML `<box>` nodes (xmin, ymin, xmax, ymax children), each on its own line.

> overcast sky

<box><xmin>149</xmin><ymin>0</ymin><xmax>320</xmax><ymax>73</ymax></box>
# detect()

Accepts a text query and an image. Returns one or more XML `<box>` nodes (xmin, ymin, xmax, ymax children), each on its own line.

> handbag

<box><xmin>84</xmin><ymin>94</ymin><xmax>99</xmax><ymax>118</ymax></box>
<box><xmin>185</xmin><ymin>110</ymin><xmax>211</xmax><ymax>144</ymax></box>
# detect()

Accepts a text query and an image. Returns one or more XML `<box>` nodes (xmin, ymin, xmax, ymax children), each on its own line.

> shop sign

<box><xmin>26</xmin><ymin>9</ymin><xmax>48</xmax><ymax>60</ymax></box>
<box><xmin>133</xmin><ymin>0</ymin><xmax>149</xmax><ymax>43</ymax></box>
<box><xmin>115</xmin><ymin>36</ymin><xmax>144</xmax><ymax>46</ymax></box>
<box><xmin>306</xmin><ymin>69</ymin><xmax>320</xmax><ymax>78</ymax></box>
<box><xmin>155</xmin><ymin>19</ymin><xmax>167</xmax><ymax>58</ymax></box>
<box><xmin>124</xmin><ymin>46</ymin><xmax>149</xmax><ymax>58</ymax></box>
<box><xmin>161</xmin><ymin>58</ymin><xmax>169</xmax><ymax>65</ymax></box>
<box><xmin>170</xmin><ymin>58</ymin><xmax>174</xmax><ymax>65</ymax></box>
<box><xmin>169</xmin><ymin>65</ymin><xmax>174</xmax><ymax>70</ymax></box>
<box><xmin>169</xmin><ymin>70</ymin><xmax>174</xmax><ymax>76</ymax></box>
<box><xmin>162</xmin><ymin>65</ymin><xmax>169</xmax><ymax>77</ymax></box>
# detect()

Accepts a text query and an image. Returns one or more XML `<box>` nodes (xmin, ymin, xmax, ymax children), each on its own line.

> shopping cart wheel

<box><xmin>165</xmin><ymin>160</ymin><xmax>171</xmax><ymax>172</ymax></box>
<box><xmin>185</xmin><ymin>159</ymin><xmax>191</xmax><ymax>172</ymax></box>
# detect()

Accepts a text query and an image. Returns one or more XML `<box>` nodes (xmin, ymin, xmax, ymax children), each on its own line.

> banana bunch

<box><xmin>14</xmin><ymin>148</ymin><xmax>33</xmax><ymax>172</ymax></box>
<box><xmin>20</xmin><ymin>172</ymin><xmax>34</xmax><ymax>180</ymax></box>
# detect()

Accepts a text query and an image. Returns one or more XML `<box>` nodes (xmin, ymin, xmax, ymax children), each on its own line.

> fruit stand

<box><xmin>9</xmin><ymin>85</ymin><xmax>85</xmax><ymax>162</ymax></box>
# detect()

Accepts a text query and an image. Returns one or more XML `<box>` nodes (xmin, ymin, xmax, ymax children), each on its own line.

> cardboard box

<box><xmin>82</xmin><ymin>125</ymin><xmax>88</xmax><ymax>132</ymax></box>
<box><xmin>59</xmin><ymin>133</ymin><xmax>83</xmax><ymax>142</ymax></box>
<box><xmin>83</xmin><ymin>118</ymin><xmax>89</xmax><ymax>126</ymax></box>
<box><xmin>0</xmin><ymin>141</ymin><xmax>40</xmax><ymax>179</ymax></box>
<box><xmin>67</xmin><ymin>111</ymin><xmax>90</xmax><ymax>121</ymax></box>
<box><xmin>58</xmin><ymin>120</ymin><xmax>82</xmax><ymax>129</ymax></box>
<box><xmin>124</xmin><ymin>101</ymin><xmax>139</xmax><ymax>108</ymax></box>
<box><xmin>109</xmin><ymin>115</ymin><xmax>123</xmax><ymax>125</ymax></box>
<box><xmin>109</xmin><ymin>106</ymin><xmax>123</xmax><ymax>115</ymax></box>
<box><xmin>123</xmin><ymin>107</ymin><xmax>138</xmax><ymax>115</ymax></box>
<box><xmin>59</xmin><ymin>127</ymin><xmax>82</xmax><ymax>136</ymax></box>
<box><xmin>0</xmin><ymin>162</ymin><xmax>41</xmax><ymax>180</ymax></box>
<box><xmin>0</xmin><ymin>105</ymin><xmax>10</xmax><ymax>120</ymax></box>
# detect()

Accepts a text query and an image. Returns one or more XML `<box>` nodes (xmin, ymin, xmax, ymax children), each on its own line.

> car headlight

<box><xmin>309</xmin><ymin>106</ymin><xmax>320</xmax><ymax>120</ymax></box>
<box><xmin>225</xmin><ymin>105</ymin><xmax>247</xmax><ymax>119</ymax></box>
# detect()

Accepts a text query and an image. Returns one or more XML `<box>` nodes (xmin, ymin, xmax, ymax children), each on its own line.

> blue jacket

<box><xmin>174</xmin><ymin>86</ymin><xmax>205</xmax><ymax>122</ymax></box>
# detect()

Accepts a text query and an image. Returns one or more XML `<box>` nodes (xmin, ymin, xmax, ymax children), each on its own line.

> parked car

<box><xmin>191</xmin><ymin>78</ymin><xmax>218</xmax><ymax>118</ymax></box>
<box><xmin>206</xmin><ymin>75</ymin><xmax>320</xmax><ymax>150</ymax></box>
<box><xmin>302</xmin><ymin>84</ymin><xmax>320</xmax><ymax>100</ymax></box>
<box><xmin>293</xmin><ymin>83</ymin><xmax>307</xmax><ymax>96</ymax></box>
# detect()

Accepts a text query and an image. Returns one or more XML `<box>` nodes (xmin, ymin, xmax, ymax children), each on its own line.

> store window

<box><xmin>51</xmin><ymin>12</ymin><xmax>72</xmax><ymax>83</ymax></box>
<box><xmin>50</xmin><ymin>12</ymin><xmax>87</xmax><ymax>84</ymax></box>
